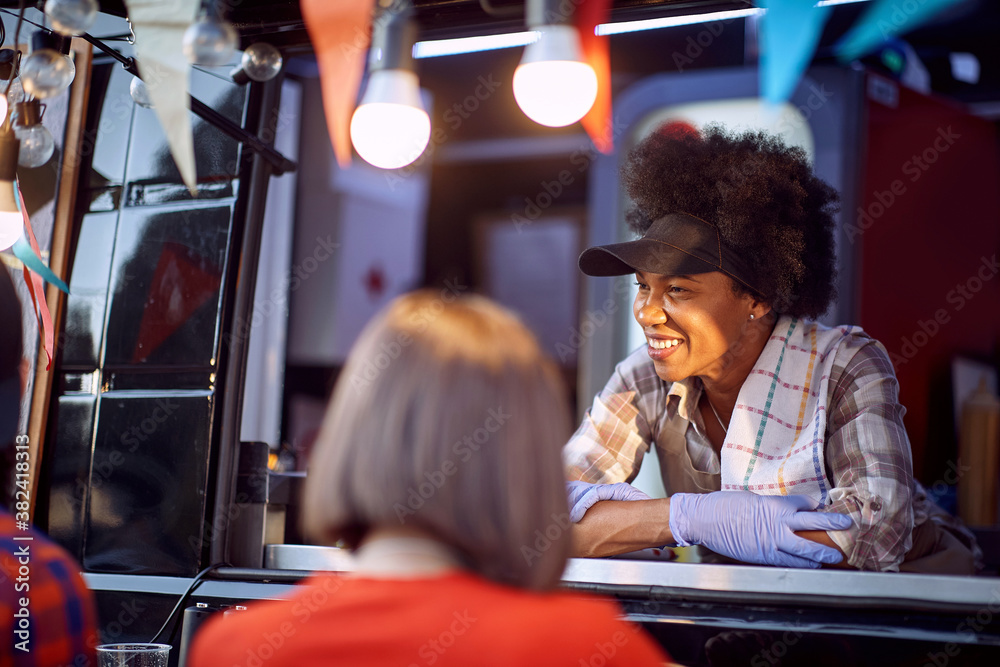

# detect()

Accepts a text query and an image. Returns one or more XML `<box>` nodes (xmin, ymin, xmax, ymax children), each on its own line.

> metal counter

<box><xmin>85</xmin><ymin>546</ymin><xmax>1000</xmax><ymax>666</ymax></box>
<box><xmin>563</xmin><ymin>558</ymin><xmax>1000</xmax><ymax>613</ymax></box>
<box><xmin>261</xmin><ymin>544</ymin><xmax>1000</xmax><ymax>613</ymax></box>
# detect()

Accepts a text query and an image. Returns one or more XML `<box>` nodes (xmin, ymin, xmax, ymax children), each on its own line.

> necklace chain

<box><xmin>706</xmin><ymin>395</ymin><xmax>728</xmax><ymax>431</ymax></box>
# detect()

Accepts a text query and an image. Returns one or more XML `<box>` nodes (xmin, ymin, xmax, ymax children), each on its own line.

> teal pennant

<box><xmin>12</xmin><ymin>237</ymin><xmax>69</xmax><ymax>294</ymax></box>
<box><xmin>759</xmin><ymin>0</ymin><xmax>833</xmax><ymax>106</ymax></box>
<box><xmin>836</xmin><ymin>0</ymin><xmax>966</xmax><ymax>62</ymax></box>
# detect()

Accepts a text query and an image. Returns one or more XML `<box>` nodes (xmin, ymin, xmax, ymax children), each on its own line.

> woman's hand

<box><xmin>668</xmin><ymin>491</ymin><xmax>853</xmax><ymax>568</ymax></box>
<box><xmin>567</xmin><ymin>481</ymin><xmax>651</xmax><ymax>523</ymax></box>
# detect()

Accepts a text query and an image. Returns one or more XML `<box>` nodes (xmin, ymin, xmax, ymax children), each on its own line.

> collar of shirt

<box><xmin>665</xmin><ymin>376</ymin><xmax>704</xmax><ymax>425</ymax></box>
<box><xmin>666</xmin><ymin>376</ymin><xmax>721</xmax><ymax>474</ymax></box>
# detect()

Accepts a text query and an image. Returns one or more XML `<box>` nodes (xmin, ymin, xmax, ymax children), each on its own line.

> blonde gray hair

<box><xmin>301</xmin><ymin>290</ymin><xmax>572</xmax><ymax>590</ymax></box>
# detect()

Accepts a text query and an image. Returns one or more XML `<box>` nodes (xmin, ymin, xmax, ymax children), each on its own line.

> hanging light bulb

<box><xmin>21</xmin><ymin>31</ymin><xmax>76</xmax><ymax>99</ymax></box>
<box><xmin>231</xmin><ymin>42</ymin><xmax>283</xmax><ymax>84</ymax></box>
<box><xmin>0</xmin><ymin>50</ymin><xmax>15</xmax><ymax>123</ymax></box>
<box><xmin>350</xmin><ymin>1</ymin><xmax>430</xmax><ymax>170</ymax></box>
<box><xmin>129</xmin><ymin>77</ymin><xmax>154</xmax><ymax>108</ymax></box>
<box><xmin>513</xmin><ymin>0</ymin><xmax>597</xmax><ymax>128</ymax></box>
<box><xmin>14</xmin><ymin>100</ymin><xmax>55</xmax><ymax>168</ymax></box>
<box><xmin>0</xmin><ymin>128</ymin><xmax>22</xmax><ymax>251</ymax></box>
<box><xmin>6</xmin><ymin>78</ymin><xmax>24</xmax><ymax>110</ymax></box>
<box><xmin>44</xmin><ymin>0</ymin><xmax>99</xmax><ymax>37</ymax></box>
<box><xmin>183</xmin><ymin>15</ymin><xmax>239</xmax><ymax>67</ymax></box>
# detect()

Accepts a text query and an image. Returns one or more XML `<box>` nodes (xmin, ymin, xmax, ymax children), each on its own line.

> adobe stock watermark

<box><xmin>53</xmin><ymin>598</ymin><xmax>151</xmax><ymax>667</ymax></box>
<box><xmin>846</xmin><ymin>125</ymin><xmax>961</xmax><ymax>244</ymax></box>
<box><xmin>922</xmin><ymin>585</ymin><xmax>1000</xmax><ymax>667</ymax></box>
<box><xmin>189</xmin><ymin>470</ymin><xmax>269</xmax><ymax>557</ymax></box>
<box><xmin>520</xmin><ymin>510</ymin><xmax>572</xmax><ymax>566</ymax></box>
<box><xmin>554</xmin><ymin>276</ymin><xmax>632</xmax><ymax>363</ymax></box>
<box><xmin>776</xmin><ymin>82</ymin><xmax>833</xmax><ymax>134</ymax></box>
<box><xmin>239</xmin><ymin>575</ymin><xmax>346</xmax><ymax>667</ymax></box>
<box><xmin>224</xmin><ymin>235</ymin><xmax>339</xmax><ymax>349</ymax></box>
<box><xmin>672</xmin><ymin>17</ymin><xmax>739</xmax><ymax>71</ymax></box>
<box><xmin>749</xmin><ymin>629</ymin><xmax>806</xmax><ymax>667</ymax></box>
<box><xmin>337</xmin><ymin>0</ymin><xmax>410</xmax><ymax>61</ymax></box>
<box><xmin>393</xmin><ymin>406</ymin><xmax>511</xmax><ymax>522</ymax></box>
<box><xmin>384</xmin><ymin>73</ymin><xmax>502</xmax><ymax>191</ymax></box>
<box><xmin>889</xmin><ymin>254</ymin><xmax>998</xmax><ymax>368</ymax></box>
<box><xmin>510</xmin><ymin>117</ymin><xmax>629</xmax><ymax>233</ymax></box>
<box><xmin>877</xmin><ymin>0</ymin><xmax>942</xmax><ymax>40</ymax></box>
<box><xmin>65</xmin><ymin>398</ymin><xmax>182</xmax><ymax>511</ymax></box>
<box><xmin>925</xmin><ymin>459</ymin><xmax>972</xmax><ymax>499</ymax></box>
<box><xmin>348</xmin><ymin>279</ymin><xmax>469</xmax><ymax>391</ymax></box>
<box><xmin>578</xmin><ymin>625</ymin><xmax>648</xmax><ymax>667</ymax></box>
<box><xmin>407</xmin><ymin>610</ymin><xmax>477</xmax><ymax>667</ymax></box>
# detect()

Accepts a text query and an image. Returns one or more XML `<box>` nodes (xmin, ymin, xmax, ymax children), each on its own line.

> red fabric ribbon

<box><xmin>17</xmin><ymin>183</ymin><xmax>55</xmax><ymax>370</ymax></box>
<box><xmin>577</xmin><ymin>0</ymin><xmax>613</xmax><ymax>154</ymax></box>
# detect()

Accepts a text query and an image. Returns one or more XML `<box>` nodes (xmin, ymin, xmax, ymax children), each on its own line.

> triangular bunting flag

<box><xmin>123</xmin><ymin>0</ymin><xmax>201</xmax><ymax>194</ymax></box>
<box><xmin>836</xmin><ymin>0</ymin><xmax>965</xmax><ymax>62</ymax></box>
<box><xmin>759</xmin><ymin>0</ymin><xmax>832</xmax><ymax>106</ymax></box>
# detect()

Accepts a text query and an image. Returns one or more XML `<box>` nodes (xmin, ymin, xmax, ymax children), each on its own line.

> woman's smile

<box><xmin>645</xmin><ymin>334</ymin><xmax>684</xmax><ymax>359</ymax></box>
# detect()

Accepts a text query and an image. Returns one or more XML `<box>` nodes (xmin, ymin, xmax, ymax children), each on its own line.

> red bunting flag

<box><xmin>301</xmin><ymin>0</ymin><xmax>378</xmax><ymax>168</ymax></box>
<box><xmin>577</xmin><ymin>0</ymin><xmax>613</xmax><ymax>154</ymax></box>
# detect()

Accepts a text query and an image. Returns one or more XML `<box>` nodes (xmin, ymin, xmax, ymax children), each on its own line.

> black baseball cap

<box><xmin>578</xmin><ymin>212</ymin><xmax>759</xmax><ymax>293</ymax></box>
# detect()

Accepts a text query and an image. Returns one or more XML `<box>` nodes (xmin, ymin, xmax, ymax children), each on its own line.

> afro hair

<box><xmin>622</xmin><ymin>124</ymin><xmax>839</xmax><ymax>319</ymax></box>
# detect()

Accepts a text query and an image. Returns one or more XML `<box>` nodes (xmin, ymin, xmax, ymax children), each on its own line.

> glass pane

<box><xmin>103</xmin><ymin>206</ymin><xmax>233</xmax><ymax>367</ymax></box>
<box><xmin>124</xmin><ymin>69</ymin><xmax>246</xmax><ymax>197</ymax></box>
<box><xmin>61</xmin><ymin>212</ymin><xmax>118</xmax><ymax>368</ymax></box>
<box><xmin>43</xmin><ymin>394</ymin><xmax>96</xmax><ymax>560</ymax></box>
<box><xmin>83</xmin><ymin>392</ymin><xmax>214</xmax><ymax>576</ymax></box>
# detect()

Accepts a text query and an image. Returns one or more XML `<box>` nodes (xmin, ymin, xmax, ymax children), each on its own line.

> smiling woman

<box><xmin>564</xmin><ymin>125</ymin><xmax>981</xmax><ymax>574</ymax></box>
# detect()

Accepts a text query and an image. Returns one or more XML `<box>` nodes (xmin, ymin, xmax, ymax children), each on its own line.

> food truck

<box><xmin>4</xmin><ymin>0</ymin><xmax>1000</xmax><ymax>665</ymax></box>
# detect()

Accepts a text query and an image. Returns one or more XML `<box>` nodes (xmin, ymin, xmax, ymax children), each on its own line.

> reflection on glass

<box><xmin>83</xmin><ymin>393</ymin><xmax>213</xmax><ymax>576</ymax></box>
<box><xmin>104</xmin><ymin>207</ymin><xmax>232</xmax><ymax>367</ymax></box>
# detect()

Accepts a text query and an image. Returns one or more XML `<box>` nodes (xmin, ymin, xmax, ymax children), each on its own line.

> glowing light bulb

<box><xmin>513</xmin><ymin>25</ymin><xmax>597</xmax><ymax>128</ymax></box>
<box><xmin>130</xmin><ymin>77</ymin><xmax>154</xmax><ymax>108</ymax></box>
<box><xmin>21</xmin><ymin>49</ymin><xmax>75</xmax><ymax>99</ymax></box>
<box><xmin>45</xmin><ymin>0</ymin><xmax>99</xmax><ymax>37</ymax></box>
<box><xmin>15</xmin><ymin>124</ymin><xmax>55</xmax><ymax>168</ymax></box>
<box><xmin>0</xmin><ymin>182</ymin><xmax>22</xmax><ymax>251</ymax></box>
<box><xmin>350</xmin><ymin>70</ymin><xmax>430</xmax><ymax>170</ymax></box>
<box><xmin>183</xmin><ymin>17</ymin><xmax>239</xmax><ymax>67</ymax></box>
<box><xmin>6</xmin><ymin>78</ymin><xmax>24</xmax><ymax>108</ymax></box>
<box><xmin>241</xmin><ymin>43</ymin><xmax>283</xmax><ymax>82</ymax></box>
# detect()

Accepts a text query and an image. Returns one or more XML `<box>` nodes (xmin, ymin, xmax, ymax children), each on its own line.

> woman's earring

<box><xmin>749</xmin><ymin>314</ymin><xmax>755</xmax><ymax>320</ymax></box>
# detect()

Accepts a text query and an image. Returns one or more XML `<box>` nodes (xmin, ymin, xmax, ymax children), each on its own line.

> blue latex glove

<box><xmin>668</xmin><ymin>491</ymin><xmax>853</xmax><ymax>568</ymax></box>
<box><xmin>567</xmin><ymin>481</ymin><xmax>651</xmax><ymax>523</ymax></box>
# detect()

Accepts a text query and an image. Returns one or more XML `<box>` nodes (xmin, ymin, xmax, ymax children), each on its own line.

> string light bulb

<box><xmin>350</xmin><ymin>1</ymin><xmax>430</xmax><ymax>170</ymax></box>
<box><xmin>45</xmin><ymin>0</ymin><xmax>99</xmax><ymax>37</ymax></box>
<box><xmin>0</xmin><ymin>128</ymin><xmax>22</xmax><ymax>251</ymax></box>
<box><xmin>129</xmin><ymin>77</ymin><xmax>154</xmax><ymax>108</ymax></box>
<box><xmin>21</xmin><ymin>31</ymin><xmax>75</xmax><ymax>99</ymax></box>
<box><xmin>183</xmin><ymin>15</ymin><xmax>239</xmax><ymax>67</ymax></box>
<box><xmin>6</xmin><ymin>78</ymin><xmax>24</xmax><ymax>109</ymax></box>
<box><xmin>0</xmin><ymin>50</ymin><xmax>15</xmax><ymax>123</ymax></box>
<box><xmin>14</xmin><ymin>100</ymin><xmax>55</xmax><ymax>168</ymax></box>
<box><xmin>513</xmin><ymin>0</ymin><xmax>597</xmax><ymax>127</ymax></box>
<box><xmin>231</xmin><ymin>42</ymin><xmax>283</xmax><ymax>84</ymax></box>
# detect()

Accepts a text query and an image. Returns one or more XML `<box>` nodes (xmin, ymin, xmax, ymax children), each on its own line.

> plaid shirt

<box><xmin>564</xmin><ymin>332</ymin><xmax>921</xmax><ymax>571</ymax></box>
<box><xmin>1</xmin><ymin>510</ymin><xmax>98</xmax><ymax>667</ymax></box>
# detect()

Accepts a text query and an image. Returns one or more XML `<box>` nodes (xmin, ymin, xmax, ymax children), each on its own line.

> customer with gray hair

<box><xmin>190</xmin><ymin>290</ymin><xmax>668</xmax><ymax>666</ymax></box>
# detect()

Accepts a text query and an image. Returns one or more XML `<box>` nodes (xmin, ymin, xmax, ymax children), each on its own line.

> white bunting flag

<box><xmin>122</xmin><ymin>0</ymin><xmax>201</xmax><ymax>194</ymax></box>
